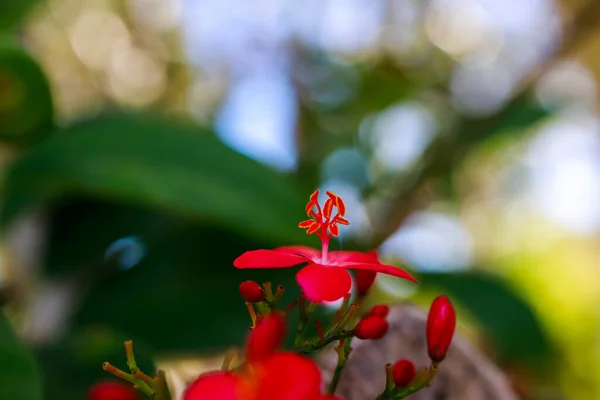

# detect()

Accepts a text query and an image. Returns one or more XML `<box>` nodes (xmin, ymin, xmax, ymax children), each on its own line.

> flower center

<box><xmin>298</xmin><ymin>190</ymin><xmax>349</xmax><ymax>264</ymax></box>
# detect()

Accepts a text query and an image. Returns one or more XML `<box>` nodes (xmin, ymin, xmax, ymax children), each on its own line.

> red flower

<box><xmin>234</xmin><ymin>191</ymin><xmax>417</xmax><ymax>302</ymax></box>
<box><xmin>87</xmin><ymin>381</ymin><xmax>141</xmax><ymax>400</ymax></box>
<box><xmin>184</xmin><ymin>314</ymin><xmax>340</xmax><ymax>400</ymax></box>
<box><xmin>426</xmin><ymin>295</ymin><xmax>456</xmax><ymax>362</ymax></box>
<box><xmin>392</xmin><ymin>359</ymin><xmax>416</xmax><ymax>387</ymax></box>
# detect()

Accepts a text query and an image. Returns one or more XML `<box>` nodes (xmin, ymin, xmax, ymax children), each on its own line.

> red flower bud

<box><xmin>364</xmin><ymin>304</ymin><xmax>389</xmax><ymax>318</ymax></box>
<box><xmin>355</xmin><ymin>315</ymin><xmax>389</xmax><ymax>340</ymax></box>
<box><xmin>426</xmin><ymin>295</ymin><xmax>456</xmax><ymax>362</ymax></box>
<box><xmin>239</xmin><ymin>281</ymin><xmax>265</xmax><ymax>302</ymax></box>
<box><xmin>355</xmin><ymin>270</ymin><xmax>377</xmax><ymax>296</ymax></box>
<box><xmin>392</xmin><ymin>359</ymin><xmax>416</xmax><ymax>387</ymax></box>
<box><xmin>87</xmin><ymin>381</ymin><xmax>140</xmax><ymax>400</ymax></box>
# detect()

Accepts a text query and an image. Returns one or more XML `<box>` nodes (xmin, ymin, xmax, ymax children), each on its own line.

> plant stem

<box><xmin>300</xmin><ymin>330</ymin><xmax>354</xmax><ymax>354</ymax></box>
<box><xmin>326</xmin><ymin>337</ymin><xmax>352</xmax><ymax>395</ymax></box>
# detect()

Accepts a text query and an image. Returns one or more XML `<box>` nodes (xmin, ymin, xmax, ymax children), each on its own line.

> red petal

<box><xmin>256</xmin><ymin>352</ymin><xmax>322</xmax><ymax>400</ymax></box>
<box><xmin>341</xmin><ymin>262</ymin><xmax>418</xmax><ymax>283</ymax></box>
<box><xmin>246</xmin><ymin>314</ymin><xmax>286</xmax><ymax>361</ymax></box>
<box><xmin>296</xmin><ymin>264</ymin><xmax>352</xmax><ymax>302</ymax></box>
<box><xmin>327</xmin><ymin>251</ymin><xmax>379</xmax><ymax>264</ymax></box>
<box><xmin>234</xmin><ymin>250</ymin><xmax>309</xmax><ymax>269</ymax></box>
<box><xmin>183</xmin><ymin>371</ymin><xmax>239</xmax><ymax>400</ymax></box>
<box><xmin>276</xmin><ymin>246</ymin><xmax>321</xmax><ymax>261</ymax></box>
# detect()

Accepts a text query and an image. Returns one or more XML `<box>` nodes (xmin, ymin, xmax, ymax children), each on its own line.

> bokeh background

<box><xmin>0</xmin><ymin>0</ymin><xmax>599</xmax><ymax>399</ymax></box>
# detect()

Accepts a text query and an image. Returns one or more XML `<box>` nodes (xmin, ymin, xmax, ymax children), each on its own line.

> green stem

<box><xmin>326</xmin><ymin>337</ymin><xmax>353</xmax><ymax>395</ymax></box>
<box><xmin>299</xmin><ymin>330</ymin><xmax>354</xmax><ymax>354</ymax></box>
<box><xmin>151</xmin><ymin>370</ymin><xmax>171</xmax><ymax>400</ymax></box>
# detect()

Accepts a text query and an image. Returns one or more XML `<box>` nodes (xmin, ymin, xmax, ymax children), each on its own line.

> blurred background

<box><xmin>0</xmin><ymin>0</ymin><xmax>599</xmax><ymax>399</ymax></box>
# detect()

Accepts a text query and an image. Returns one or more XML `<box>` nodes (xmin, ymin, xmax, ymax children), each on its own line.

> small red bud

<box><xmin>364</xmin><ymin>304</ymin><xmax>389</xmax><ymax>319</ymax></box>
<box><xmin>354</xmin><ymin>315</ymin><xmax>389</xmax><ymax>340</ymax></box>
<box><xmin>355</xmin><ymin>270</ymin><xmax>377</xmax><ymax>296</ymax></box>
<box><xmin>392</xmin><ymin>359</ymin><xmax>416</xmax><ymax>387</ymax></box>
<box><xmin>239</xmin><ymin>281</ymin><xmax>265</xmax><ymax>302</ymax></box>
<box><xmin>87</xmin><ymin>381</ymin><xmax>140</xmax><ymax>400</ymax></box>
<box><xmin>426</xmin><ymin>295</ymin><xmax>456</xmax><ymax>362</ymax></box>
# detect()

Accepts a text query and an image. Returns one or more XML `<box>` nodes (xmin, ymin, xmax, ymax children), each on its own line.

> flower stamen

<box><xmin>298</xmin><ymin>190</ymin><xmax>349</xmax><ymax>263</ymax></box>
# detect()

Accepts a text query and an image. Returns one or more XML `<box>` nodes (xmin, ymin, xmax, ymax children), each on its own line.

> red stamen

<box><xmin>323</xmin><ymin>198</ymin><xmax>334</xmax><ymax>220</ymax></box>
<box><xmin>300</xmin><ymin>191</ymin><xmax>350</xmax><ymax>260</ymax></box>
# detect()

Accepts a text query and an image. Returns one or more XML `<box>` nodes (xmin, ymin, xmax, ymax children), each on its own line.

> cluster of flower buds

<box><xmin>98</xmin><ymin>191</ymin><xmax>456</xmax><ymax>400</ymax></box>
<box><xmin>374</xmin><ymin>296</ymin><xmax>456</xmax><ymax>400</ymax></box>
<box><xmin>355</xmin><ymin>305</ymin><xmax>390</xmax><ymax>340</ymax></box>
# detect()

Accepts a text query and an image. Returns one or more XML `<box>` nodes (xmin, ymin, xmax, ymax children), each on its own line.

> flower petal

<box><xmin>256</xmin><ymin>352</ymin><xmax>322</xmax><ymax>400</ymax></box>
<box><xmin>296</xmin><ymin>264</ymin><xmax>352</xmax><ymax>302</ymax></box>
<box><xmin>183</xmin><ymin>371</ymin><xmax>239</xmax><ymax>400</ymax></box>
<box><xmin>234</xmin><ymin>250</ymin><xmax>309</xmax><ymax>269</ymax></box>
<box><xmin>327</xmin><ymin>250</ymin><xmax>379</xmax><ymax>264</ymax></box>
<box><xmin>341</xmin><ymin>262</ymin><xmax>418</xmax><ymax>283</ymax></box>
<box><xmin>246</xmin><ymin>313</ymin><xmax>286</xmax><ymax>361</ymax></box>
<box><xmin>276</xmin><ymin>246</ymin><xmax>321</xmax><ymax>261</ymax></box>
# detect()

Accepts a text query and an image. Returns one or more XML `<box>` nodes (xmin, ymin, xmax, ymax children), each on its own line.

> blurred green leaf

<box><xmin>1</xmin><ymin>113</ymin><xmax>309</xmax><ymax>245</ymax></box>
<box><xmin>419</xmin><ymin>271</ymin><xmax>553</xmax><ymax>365</ymax></box>
<box><xmin>0</xmin><ymin>311</ymin><xmax>42</xmax><ymax>399</ymax></box>
<box><xmin>73</xmin><ymin>218</ymin><xmax>301</xmax><ymax>352</ymax></box>
<box><xmin>0</xmin><ymin>0</ymin><xmax>40</xmax><ymax>31</ymax></box>
<box><xmin>36</xmin><ymin>326</ymin><xmax>155</xmax><ymax>400</ymax></box>
<box><xmin>40</xmin><ymin>198</ymin><xmax>303</xmax><ymax>353</ymax></box>
<box><xmin>0</xmin><ymin>39</ymin><xmax>53</xmax><ymax>145</ymax></box>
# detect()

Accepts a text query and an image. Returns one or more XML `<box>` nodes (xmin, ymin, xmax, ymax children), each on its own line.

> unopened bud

<box><xmin>426</xmin><ymin>295</ymin><xmax>456</xmax><ymax>362</ymax></box>
<box><xmin>355</xmin><ymin>315</ymin><xmax>388</xmax><ymax>340</ymax></box>
<box><xmin>239</xmin><ymin>281</ymin><xmax>265</xmax><ymax>303</ymax></box>
<box><xmin>392</xmin><ymin>359</ymin><xmax>416</xmax><ymax>387</ymax></box>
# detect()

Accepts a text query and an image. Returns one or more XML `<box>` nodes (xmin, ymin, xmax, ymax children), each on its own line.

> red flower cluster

<box><xmin>234</xmin><ymin>191</ymin><xmax>416</xmax><ymax>302</ymax></box>
<box><xmin>184</xmin><ymin>314</ymin><xmax>344</xmax><ymax>400</ymax></box>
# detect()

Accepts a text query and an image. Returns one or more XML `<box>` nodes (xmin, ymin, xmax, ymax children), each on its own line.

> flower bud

<box><xmin>87</xmin><ymin>381</ymin><xmax>140</xmax><ymax>400</ymax></box>
<box><xmin>364</xmin><ymin>304</ymin><xmax>389</xmax><ymax>319</ymax></box>
<box><xmin>426</xmin><ymin>295</ymin><xmax>456</xmax><ymax>362</ymax></box>
<box><xmin>392</xmin><ymin>359</ymin><xmax>416</xmax><ymax>387</ymax></box>
<box><xmin>355</xmin><ymin>270</ymin><xmax>377</xmax><ymax>296</ymax></box>
<box><xmin>239</xmin><ymin>281</ymin><xmax>265</xmax><ymax>302</ymax></box>
<box><xmin>355</xmin><ymin>315</ymin><xmax>389</xmax><ymax>340</ymax></box>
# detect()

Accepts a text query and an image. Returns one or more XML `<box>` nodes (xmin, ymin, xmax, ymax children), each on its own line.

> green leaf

<box><xmin>74</xmin><ymin>220</ymin><xmax>301</xmax><ymax>352</ymax></box>
<box><xmin>2</xmin><ymin>113</ymin><xmax>309</xmax><ymax>245</ymax></box>
<box><xmin>0</xmin><ymin>0</ymin><xmax>40</xmax><ymax>31</ymax></box>
<box><xmin>0</xmin><ymin>39</ymin><xmax>54</xmax><ymax>145</ymax></box>
<box><xmin>0</xmin><ymin>311</ymin><xmax>43</xmax><ymax>399</ymax></box>
<box><xmin>419</xmin><ymin>271</ymin><xmax>553</xmax><ymax>365</ymax></box>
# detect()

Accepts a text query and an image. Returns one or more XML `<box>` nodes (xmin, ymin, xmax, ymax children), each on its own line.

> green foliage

<box><xmin>41</xmin><ymin>199</ymin><xmax>301</xmax><ymax>352</ymax></box>
<box><xmin>0</xmin><ymin>39</ymin><xmax>53</xmax><ymax>145</ymax></box>
<box><xmin>0</xmin><ymin>312</ymin><xmax>42</xmax><ymax>399</ymax></box>
<box><xmin>1</xmin><ymin>113</ymin><xmax>309</xmax><ymax>245</ymax></box>
<box><xmin>0</xmin><ymin>0</ymin><xmax>40</xmax><ymax>31</ymax></box>
<box><xmin>419</xmin><ymin>271</ymin><xmax>553</xmax><ymax>365</ymax></box>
